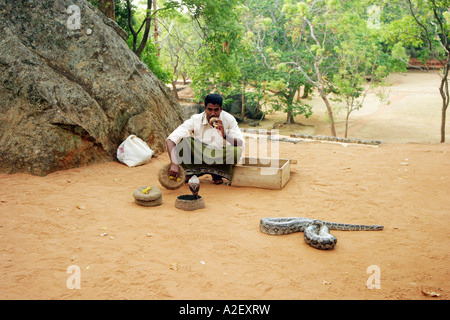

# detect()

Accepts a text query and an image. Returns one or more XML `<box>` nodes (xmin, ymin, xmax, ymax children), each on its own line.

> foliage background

<box><xmin>90</xmin><ymin>0</ymin><xmax>450</xmax><ymax>140</ymax></box>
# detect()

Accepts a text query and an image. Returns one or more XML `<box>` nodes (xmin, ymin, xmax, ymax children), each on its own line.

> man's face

<box><xmin>205</xmin><ymin>103</ymin><xmax>222</xmax><ymax>121</ymax></box>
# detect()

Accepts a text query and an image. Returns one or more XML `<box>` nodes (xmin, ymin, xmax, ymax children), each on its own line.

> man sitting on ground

<box><xmin>166</xmin><ymin>93</ymin><xmax>245</xmax><ymax>184</ymax></box>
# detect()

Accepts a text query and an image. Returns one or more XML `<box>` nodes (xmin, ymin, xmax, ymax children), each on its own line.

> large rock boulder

<box><xmin>223</xmin><ymin>94</ymin><xmax>265</xmax><ymax>120</ymax></box>
<box><xmin>0</xmin><ymin>0</ymin><xmax>183</xmax><ymax>176</ymax></box>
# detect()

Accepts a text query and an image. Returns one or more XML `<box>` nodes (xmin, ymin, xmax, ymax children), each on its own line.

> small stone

<box><xmin>76</xmin><ymin>203</ymin><xmax>85</xmax><ymax>210</ymax></box>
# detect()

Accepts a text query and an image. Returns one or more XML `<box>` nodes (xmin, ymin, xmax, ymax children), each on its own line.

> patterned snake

<box><xmin>260</xmin><ymin>217</ymin><xmax>384</xmax><ymax>250</ymax></box>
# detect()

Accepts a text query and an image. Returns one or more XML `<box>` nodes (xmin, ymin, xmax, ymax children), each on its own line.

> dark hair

<box><xmin>204</xmin><ymin>93</ymin><xmax>223</xmax><ymax>107</ymax></box>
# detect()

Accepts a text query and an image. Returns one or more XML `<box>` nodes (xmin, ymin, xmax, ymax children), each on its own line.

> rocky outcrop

<box><xmin>0</xmin><ymin>0</ymin><xmax>183</xmax><ymax>176</ymax></box>
<box><xmin>181</xmin><ymin>103</ymin><xmax>204</xmax><ymax>120</ymax></box>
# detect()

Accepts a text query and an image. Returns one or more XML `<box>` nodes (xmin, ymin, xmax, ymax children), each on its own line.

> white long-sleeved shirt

<box><xmin>167</xmin><ymin>111</ymin><xmax>245</xmax><ymax>150</ymax></box>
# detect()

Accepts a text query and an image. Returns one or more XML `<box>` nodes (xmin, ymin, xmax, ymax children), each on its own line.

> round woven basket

<box><xmin>133</xmin><ymin>186</ymin><xmax>162</xmax><ymax>207</ymax></box>
<box><xmin>175</xmin><ymin>194</ymin><xmax>205</xmax><ymax>211</ymax></box>
<box><xmin>158</xmin><ymin>163</ymin><xmax>186</xmax><ymax>190</ymax></box>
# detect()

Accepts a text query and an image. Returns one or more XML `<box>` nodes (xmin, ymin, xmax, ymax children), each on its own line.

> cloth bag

<box><xmin>117</xmin><ymin>135</ymin><xmax>154</xmax><ymax>167</ymax></box>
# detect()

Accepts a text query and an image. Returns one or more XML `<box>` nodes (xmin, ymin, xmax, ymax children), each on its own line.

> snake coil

<box><xmin>260</xmin><ymin>217</ymin><xmax>383</xmax><ymax>250</ymax></box>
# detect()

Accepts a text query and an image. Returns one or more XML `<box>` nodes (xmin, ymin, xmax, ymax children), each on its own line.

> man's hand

<box><xmin>214</xmin><ymin>119</ymin><xmax>226</xmax><ymax>138</ymax></box>
<box><xmin>169</xmin><ymin>163</ymin><xmax>179</xmax><ymax>178</ymax></box>
<box><xmin>166</xmin><ymin>139</ymin><xmax>180</xmax><ymax>178</ymax></box>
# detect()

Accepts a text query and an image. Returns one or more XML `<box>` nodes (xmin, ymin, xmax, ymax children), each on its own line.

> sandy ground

<box><xmin>1</xmin><ymin>71</ymin><xmax>449</xmax><ymax>300</ymax></box>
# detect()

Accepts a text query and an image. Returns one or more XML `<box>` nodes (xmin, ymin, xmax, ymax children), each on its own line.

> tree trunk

<box><xmin>345</xmin><ymin>111</ymin><xmax>350</xmax><ymax>138</ymax></box>
<box><xmin>285</xmin><ymin>88</ymin><xmax>296</xmax><ymax>124</ymax></box>
<box><xmin>314</xmin><ymin>56</ymin><xmax>336</xmax><ymax>136</ymax></box>
<box><xmin>98</xmin><ymin>0</ymin><xmax>115</xmax><ymax>21</ymax></box>
<box><xmin>318</xmin><ymin>87</ymin><xmax>337</xmax><ymax>137</ymax></box>
<box><xmin>441</xmin><ymin>98</ymin><xmax>447</xmax><ymax>143</ymax></box>
<box><xmin>153</xmin><ymin>0</ymin><xmax>160</xmax><ymax>56</ymax></box>
<box><xmin>439</xmin><ymin>56</ymin><xmax>450</xmax><ymax>143</ymax></box>
<box><xmin>302</xmin><ymin>83</ymin><xmax>312</xmax><ymax>98</ymax></box>
<box><xmin>172</xmin><ymin>81</ymin><xmax>179</xmax><ymax>100</ymax></box>
<box><xmin>126</xmin><ymin>0</ymin><xmax>153</xmax><ymax>58</ymax></box>
<box><xmin>135</xmin><ymin>1</ymin><xmax>152</xmax><ymax>58</ymax></box>
<box><xmin>241</xmin><ymin>82</ymin><xmax>246</xmax><ymax>118</ymax></box>
<box><xmin>439</xmin><ymin>74</ymin><xmax>448</xmax><ymax>143</ymax></box>
<box><xmin>286</xmin><ymin>112</ymin><xmax>295</xmax><ymax>124</ymax></box>
<box><xmin>172</xmin><ymin>56</ymin><xmax>180</xmax><ymax>100</ymax></box>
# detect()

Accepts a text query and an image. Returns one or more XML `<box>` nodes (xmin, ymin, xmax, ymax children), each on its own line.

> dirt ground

<box><xmin>0</xmin><ymin>71</ymin><xmax>449</xmax><ymax>300</ymax></box>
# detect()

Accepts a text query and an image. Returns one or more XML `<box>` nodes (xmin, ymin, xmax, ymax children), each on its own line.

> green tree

<box><xmin>275</xmin><ymin>0</ymin><xmax>395</xmax><ymax>137</ymax></box>
<box><xmin>242</xmin><ymin>0</ymin><xmax>313</xmax><ymax>124</ymax></box>
<box><xmin>125</xmin><ymin>0</ymin><xmax>152</xmax><ymax>58</ymax></box>
<box><xmin>89</xmin><ymin>0</ymin><xmax>172</xmax><ymax>82</ymax></box>
<box><xmin>277</xmin><ymin>0</ymin><xmax>345</xmax><ymax>136</ymax></box>
<box><xmin>408</xmin><ymin>0</ymin><xmax>449</xmax><ymax>143</ymax></box>
<box><xmin>333</xmin><ymin>40</ymin><xmax>388</xmax><ymax>138</ymax></box>
<box><xmin>157</xmin><ymin>9</ymin><xmax>200</xmax><ymax>98</ymax></box>
<box><xmin>332</xmin><ymin>6</ymin><xmax>389</xmax><ymax>138</ymax></box>
<box><xmin>154</xmin><ymin>0</ymin><xmax>244</xmax><ymax>101</ymax></box>
<box><xmin>123</xmin><ymin>0</ymin><xmax>172</xmax><ymax>82</ymax></box>
<box><xmin>381</xmin><ymin>0</ymin><xmax>450</xmax><ymax>142</ymax></box>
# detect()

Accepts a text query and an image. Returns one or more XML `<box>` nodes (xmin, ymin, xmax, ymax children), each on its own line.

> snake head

<box><xmin>188</xmin><ymin>175</ymin><xmax>200</xmax><ymax>198</ymax></box>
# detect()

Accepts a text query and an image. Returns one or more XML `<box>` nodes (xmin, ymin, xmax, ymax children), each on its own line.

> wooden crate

<box><xmin>231</xmin><ymin>157</ymin><xmax>291</xmax><ymax>189</ymax></box>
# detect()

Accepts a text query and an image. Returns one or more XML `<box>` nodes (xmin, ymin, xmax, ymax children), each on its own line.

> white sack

<box><xmin>117</xmin><ymin>135</ymin><xmax>154</xmax><ymax>167</ymax></box>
